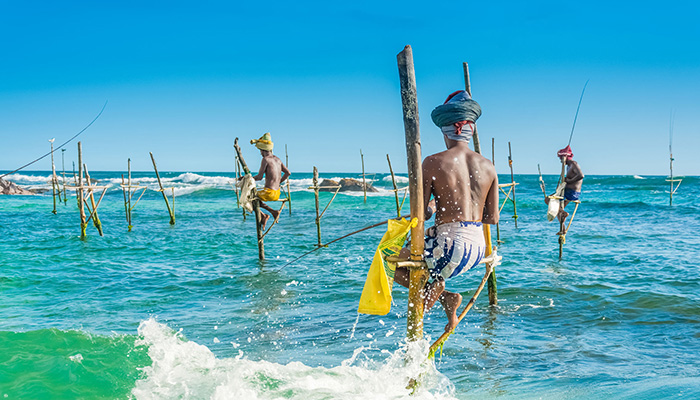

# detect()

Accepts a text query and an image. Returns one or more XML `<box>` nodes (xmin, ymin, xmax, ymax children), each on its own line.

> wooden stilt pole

<box><xmin>50</xmin><ymin>140</ymin><xmax>57</xmax><ymax>214</ymax></box>
<box><xmin>77</xmin><ymin>143</ymin><xmax>87</xmax><ymax>240</ymax></box>
<box><xmin>464</xmin><ymin>62</ymin><xmax>498</xmax><ymax>306</ymax></box>
<box><xmin>285</xmin><ymin>144</ymin><xmax>292</xmax><ymax>215</ymax></box>
<box><xmin>491</xmin><ymin>138</ymin><xmax>500</xmax><ymax>243</ymax></box>
<box><xmin>61</xmin><ymin>149</ymin><xmax>67</xmax><ymax>204</ymax></box>
<box><xmin>149</xmin><ymin>152</ymin><xmax>176</xmax><ymax>225</ymax></box>
<box><xmin>360</xmin><ymin>149</ymin><xmax>367</xmax><ymax>203</ymax></box>
<box><xmin>313</xmin><ymin>166</ymin><xmax>322</xmax><ymax>247</ymax></box>
<box><xmin>387</xmin><ymin>154</ymin><xmax>401</xmax><ymax>218</ymax></box>
<box><xmin>398</xmin><ymin>45</ymin><xmax>428</xmax><ymax>342</ymax></box>
<box><xmin>508</xmin><ymin>142</ymin><xmax>518</xmax><ymax>228</ymax></box>
<box><xmin>83</xmin><ymin>165</ymin><xmax>104</xmax><ymax>236</ymax></box>
<box><xmin>127</xmin><ymin>159</ymin><xmax>133</xmax><ymax>230</ymax></box>
<box><xmin>233</xmin><ymin>138</ymin><xmax>264</xmax><ymax>260</ymax></box>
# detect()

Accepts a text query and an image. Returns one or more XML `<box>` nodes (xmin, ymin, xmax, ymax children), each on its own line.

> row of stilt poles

<box><xmin>69</xmin><ymin>142</ymin><xmax>108</xmax><ymax>240</ymax></box>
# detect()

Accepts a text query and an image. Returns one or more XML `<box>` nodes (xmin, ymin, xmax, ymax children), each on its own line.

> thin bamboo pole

<box><xmin>285</xmin><ymin>144</ymin><xmax>292</xmax><ymax>215</ymax></box>
<box><xmin>508</xmin><ymin>142</ymin><xmax>518</xmax><ymax>228</ymax></box>
<box><xmin>387</xmin><ymin>154</ymin><xmax>401</xmax><ymax>218</ymax></box>
<box><xmin>360</xmin><ymin>149</ymin><xmax>367</xmax><ymax>203</ymax></box>
<box><xmin>398</xmin><ymin>45</ymin><xmax>428</xmax><ymax>342</ymax></box>
<box><xmin>492</xmin><ymin>138</ymin><xmax>500</xmax><ymax>243</ymax></box>
<box><xmin>61</xmin><ymin>149</ymin><xmax>67</xmax><ymax>204</ymax></box>
<box><xmin>121</xmin><ymin>174</ymin><xmax>129</xmax><ymax>227</ymax></box>
<box><xmin>313</xmin><ymin>166</ymin><xmax>322</xmax><ymax>247</ymax></box>
<box><xmin>127</xmin><ymin>159</ymin><xmax>133</xmax><ymax>231</ymax></box>
<box><xmin>149</xmin><ymin>152</ymin><xmax>176</xmax><ymax>225</ymax></box>
<box><xmin>77</xmin><ymin>143</ymin><xmax>87</xmax><ymax>240</ymax></box>
<box><xmin>234</xmin><ymin>138</ymin><xmax>264</xmax><ymax>260</ymax></box>
<box><xmin>84</xmin><ymin>165</ymin><xmax>104</xmax><ymax>236</ymax></box>
<box><xmin>464</xmin><ymin>62</ymin><xmax>497</xmax><ymax>306</ymax></box>
<box><xmin>50</xmin><ymin>141</ymin><xmax>57</xmax><ymax>214</ymax></box>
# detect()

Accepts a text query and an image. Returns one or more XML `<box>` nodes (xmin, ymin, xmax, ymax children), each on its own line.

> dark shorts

<box><xmin>564</xmin><ymin>188</ymin><xmax>581</xmax><ymax>201</ymax></box>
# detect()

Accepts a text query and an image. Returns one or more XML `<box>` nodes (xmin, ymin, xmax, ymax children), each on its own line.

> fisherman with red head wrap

<box><xmin>555</xmin><ymin>145</ymin><xmax>584</xmax><ymax>235</ymax></box>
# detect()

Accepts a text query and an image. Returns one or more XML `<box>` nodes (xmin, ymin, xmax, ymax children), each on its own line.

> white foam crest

<box><xmin>383</xmin><ymin>175</ymin><xmax>409</xmax><ymax>184</ymax></box>
<box><xmin>133</xmin><ymin>319</ymin><xmax>456</xmax><ymax>400</ymax></box>
<box><xmin>633</xmin><ymin>175</ymin><xmax>645</xmax><ymax>180</ymax></box>
<box><xmin>3</xmin><ymin>173</ymin><xmax>53</xmax><ymax>184</ymax></box>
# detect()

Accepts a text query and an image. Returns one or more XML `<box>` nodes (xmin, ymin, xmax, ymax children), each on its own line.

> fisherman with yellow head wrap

<box><xmin>245</xmin><ymin>132</ymin><xmax>291</xmax><ymax>229</ymax></box>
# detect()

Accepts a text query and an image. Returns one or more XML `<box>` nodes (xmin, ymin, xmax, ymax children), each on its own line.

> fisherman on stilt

<box><xmin>545</xmin><ymin>145</ymin><xmax>584</xmax><ymax>235</ymax></box>
<box><xmin>246</xmin><ymin>133</ymin><xmax>290</xmax><ymax>229</ymax></box>
<box><xmin>394</xmin><ymin>90</ymin><xmax>499</xmax><ymax>333</ymax></box>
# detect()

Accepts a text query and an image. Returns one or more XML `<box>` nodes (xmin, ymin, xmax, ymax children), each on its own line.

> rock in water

<box><xmin>0</xmin><ymin>177</ymin><xmax>34</xmax><ymax>195</ymax></box>
<box><xmin>318</xmin><ymin>178</ymin><xmax>377</xmax><ymax>193</ymax></box>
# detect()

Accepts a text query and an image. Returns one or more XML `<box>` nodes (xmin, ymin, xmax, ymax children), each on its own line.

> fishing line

<box><xmin>1</xmin><ymin>101</ymin><xmax>108</xmax><ymax>179</ymax></box>
<box><xmin>277</xmin><ymin>215</ymin><xmax>409</xmax><ymax>271</ymax></box>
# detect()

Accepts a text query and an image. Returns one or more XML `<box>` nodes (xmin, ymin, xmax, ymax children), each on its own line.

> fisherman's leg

<box><xmin>258</xmin><ymin>201</ymin><xmax>279</xmax><ymax>227</ymax></box>
<box><xmin>438</xmin><ymin>288</ymin><xmax>463</xmax><ymax>333</ymax></box>
<box><xmin>395</xmin><ymin>266</ymin><xmax>410</xmax><ymax>288</ymax></box>
<box><xmin>424</xmin><ymin>277</ymin><xmax>445</xmax><ymax>311</ymax></box>
<box><xmin>557</xmin><ymin>201</ymin><xmax>569</xmax><ymax>235</ymax></box>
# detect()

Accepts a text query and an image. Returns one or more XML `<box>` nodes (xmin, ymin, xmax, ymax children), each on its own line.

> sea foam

<box><xmin>132</xmin><ymin>318</ymin><xmax>456</xmax><ymax>400</ymax></box>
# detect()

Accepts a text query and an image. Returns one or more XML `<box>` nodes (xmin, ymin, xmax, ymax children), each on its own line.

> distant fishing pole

<box><xmin>669</xmin><ymin>111</ymin><xmax>675</xmax><ymax>158</ymax></box>
<box><xmin>567</xmin><ymin>80</ymin><xmax>589</xmax><ymax>147</ymax></box>
<box><xmin>0</xmin><ymin>101</ymin><xmax>108</xmax><ymax>179</ymax></box>
<box><xmin>277</xmin><ymin>215</ymin><xmax>409</xmax><ymax>271</ymax></box>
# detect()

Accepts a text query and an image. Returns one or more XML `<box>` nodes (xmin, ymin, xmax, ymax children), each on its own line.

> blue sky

<box><xmin>1</xmin><ymin>1</ymin><xmax>699</xmax><ymax>176</ymax></box>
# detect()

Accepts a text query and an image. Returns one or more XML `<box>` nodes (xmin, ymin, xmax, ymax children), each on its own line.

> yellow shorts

<box><xmin>257</xmin><ymin>188</ymin><xmax>280</xmax><ymax>202</ymax></box>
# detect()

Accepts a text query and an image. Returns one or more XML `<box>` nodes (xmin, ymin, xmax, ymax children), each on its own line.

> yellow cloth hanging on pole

<box><xmin>358</xmin><ymin>217</ymin><xmax>417</xmax><ymax>315</ymax></box>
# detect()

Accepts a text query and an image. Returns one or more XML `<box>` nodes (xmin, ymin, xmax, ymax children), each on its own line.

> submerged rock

<box><xmin>0</xmin><ymin>177</ymin><xmax>34</xmax><ymax>195</ymax></box>
<box><xmin>319</xmin><ymin>178</ymin><xmax>377</xmax><ymax>193</ymax></box>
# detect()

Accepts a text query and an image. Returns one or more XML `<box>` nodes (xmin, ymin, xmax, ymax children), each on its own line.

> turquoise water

<box><xmin>1</xmin><ymin>171</ymin><xmax>699</xmax><ymax>399</ymax></box>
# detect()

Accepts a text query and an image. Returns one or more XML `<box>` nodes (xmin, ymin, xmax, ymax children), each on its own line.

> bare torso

<box><xmin>564</xmin><ymin>160</ymin><xmax>584</xmax><ymax>192</ymax></box>
<box><xmin>255</xmin><ymin>153</ymin><xmax>289</xmax><ymax>190</ymax></box>
<box><xmin>423</xmin><ymin>142</ymin><xmax>499</xmax><ymax>226</ymax></box>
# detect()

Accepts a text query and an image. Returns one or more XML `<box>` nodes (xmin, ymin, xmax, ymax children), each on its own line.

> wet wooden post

<box><xmin>83</xmin><ymin>165</ymin><xmax>104</xmax><ymax>236</ymax></box>
<box><xmin>77</xmin><ymin>142</ymin><xmax>87</xmax><ymax>240</ymax></box>
<box><xmin>398</xmin><ymin>45</ymin><xmax>429</xmax><ymax>341</ymax></box>
<box><xmin>285</xmin><ymin>144</ymin><xmax>292</xmax><ymax>215</ymax></box>
<box><xmin>491</xmin><ymin>138</ymin><xmax>500</xmax><ymax>243</ymax></box>
<box><xmin>49</xmin><ymin>139</ymin><xmax>58</xmax><ymax>214</ymax></box>
<box><xmin>61</xmin><ymin>149</ymin><xmax>67</xmax><ymax>204</ymax></box>
<box><xmin>508</xmin><ymin>142</ymin><xmax>518</xmax><ymax>228</ymax></box>
<box><xmin>464</xmin><ymin>61</ymin><xmax>498</xmax><ymax>306</ymax></box>
<box><xmin>313</xmin><ymin>166</ymin><xmax>322</xmax><ymax>247</ymax></box>
<box><xmin>150</xmin><ymin>152</ymin><xmax>176</xmax><ymax>225</ymax></box>
<box><xmin>387</xmin><ymin>154</ymin><xmax>401</xmax><ymax>218</ymax></box>
<box><xmin>234</xmin><ymin>138</ymin><xmax>264</xmax><ymax>260</ymax></box>
<box><xmin>360</xmin><ymin>149</ymin><xmax>367</xmax><ymax>203</ymax></box>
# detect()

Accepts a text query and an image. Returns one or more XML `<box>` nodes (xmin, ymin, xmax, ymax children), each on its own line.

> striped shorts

<box><xmin>424</xmin><ymin>221</ymin><xmax>485</xmax><ymax>280</ymax></box>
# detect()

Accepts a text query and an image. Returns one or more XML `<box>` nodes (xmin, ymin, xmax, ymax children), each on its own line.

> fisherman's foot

<box><xmin>270</xmin><ymin>209</ymin><xmax>280</xmax><ymax>224</ymax></box>
<box><xmin>260</xmin><ymin>214</ymin><xmax>270</xmax><ymax>230</ymax></box>
<box><xmin>442</xmin><ymin>292</ymin><xmax>462</xmax><ymax>333</ymax></box>
<box><xmin>424</xmin><ymin>279</ymin><xmax>445</xmax><ymax>312</ymax></box>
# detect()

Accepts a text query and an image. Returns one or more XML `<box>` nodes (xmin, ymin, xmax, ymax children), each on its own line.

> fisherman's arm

<box><xmin>280</xmin><ymin>163</ymin><xmax>291</xmax><ymax>184</ymax></box>
<box><xmin>482</xmin><ymin>173</ymin><xmax>499</xmax><ymax>225</ymax></box>
<box><xmin>252</xmin><ymin>160</ymin><xmax>267</xmax><ymax>181</ymax></box>
<box><xmin>565</xmin><ymin>162</ymin><xmax>584</xmax><ymax>183</ymax></box>
<box><xmin>422</xmin><ymin>159</ymin><xmax>435</xmax><ymax>220</ymax></box>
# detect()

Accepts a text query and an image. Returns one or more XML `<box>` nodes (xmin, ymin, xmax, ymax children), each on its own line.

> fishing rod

<box><xmin>567</xmin><ymin>80</ymin><xmax>589</xmax><ymax>147</ymax></box>
<box><xmin>277</xmin><ymin>214</ymin><xmax>410</xmax><ymax>271</ymax></box>
<box><xmin>554</xmin><ymin>80</ymin><xmax>589</xmax><ymax>190</ymax></box>
<box><xmin>1</xmin><ymin>101</ymin><xmax>108</xmax><ymax>179</ymax></box>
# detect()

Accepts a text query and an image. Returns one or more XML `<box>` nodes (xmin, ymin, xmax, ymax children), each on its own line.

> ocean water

<box><xmin>1</xmin><ymin>171</ymin><xmax>699</xmax><ymax>399</ymax></box>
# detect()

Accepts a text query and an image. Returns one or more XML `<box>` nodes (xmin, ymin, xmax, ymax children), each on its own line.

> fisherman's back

<box><xmin>424</xmin><ymin>144</ymin><xmax>498</xmax><ymax>226</ymax></box>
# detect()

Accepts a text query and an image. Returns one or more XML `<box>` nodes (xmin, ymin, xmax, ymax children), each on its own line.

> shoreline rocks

<box><xmin>319</xmin><ymin>178</ymin><xmax>377</xmax><ymax>193</ymax></box>
<box><xmin>0</xmin><ymin>177</ymin><xmax>34</xmax><ymax>195</ymax></box>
